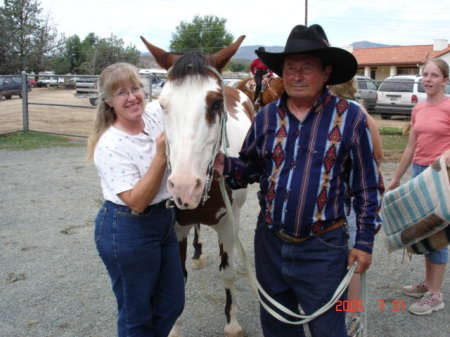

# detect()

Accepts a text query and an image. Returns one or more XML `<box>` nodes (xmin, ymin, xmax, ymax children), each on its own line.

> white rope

<box><xmin>219</xmin><ymin>177</ymin><xmax>367</xmax><ymax>326</ymax></box>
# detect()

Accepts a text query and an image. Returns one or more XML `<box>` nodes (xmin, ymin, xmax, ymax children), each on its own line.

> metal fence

<box><xmin>1</xmin><ymin>73</ymin><xmax>414</xmax><ymax>138</ymax></box>
<box><xmin>0</xmin><ymin>72</ymin><xmax>155</xmax><ymax>138</ymax></box>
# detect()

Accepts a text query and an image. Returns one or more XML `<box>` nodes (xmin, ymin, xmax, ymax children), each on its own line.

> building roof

<box><xmin>353</xmin><ymin>44</ymin><xmax>450</xmax><ymax>67</ymax></box>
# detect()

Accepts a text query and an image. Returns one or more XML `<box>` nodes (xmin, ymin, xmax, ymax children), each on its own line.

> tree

<box><xmin>0</xmin><ymin>0</ymin><xmax>61</xmax><ymax>75</ymax></box>
<box><xmin>169</xmin><ymin>15</ymin><xmax>233</xmax><ymax>54</ymax></box>
<box><xmin>79</xmin><ymin>34</ymin><xmax>140</xmax><ymax>74</ymax></box>
<box><xmin>227</xmin><ymin>62</ymin><xmax>247</xmax><ymax>73</ymax></box>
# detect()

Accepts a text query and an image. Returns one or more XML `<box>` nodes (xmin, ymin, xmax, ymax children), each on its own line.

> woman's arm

<box><xmin>386</xmin><ymin>127</ymin><xmax>416</xmax><ymax>191</ymax></box>
<box><xmin>118</xmin><ymin>131</ymin><xmax>167</xmax><ymax>213</ymax></box>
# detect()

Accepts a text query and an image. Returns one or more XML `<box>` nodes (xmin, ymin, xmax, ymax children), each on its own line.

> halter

<box><xmin>165</xmin><ymin>64</ymin><xmax>230</xmax><ymax>205</ymax></box>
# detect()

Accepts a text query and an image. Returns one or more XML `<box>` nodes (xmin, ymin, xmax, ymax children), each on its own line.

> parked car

<box><xmin>223</xmin><ymin>78</ymin><xmax>242</xmax><ymax>88</ymax></box>
<box><xmin>36</xmin><ymin>76</ymin><xmax>64</xmax><ymax>87</ymax></box>
<box><xmin>354</xmin><ymin>75</ymin><xmax>378</xmax><ymax>111</ymax></box>
<box><xmin>0</xmin><ymin>75</ymin><xmax>32</xmax><ymax>99</ymax></box>
<box><xmin>151</xmin><ymin>80</ymin><xmax>165</xmax><ymax>98</ymax></box>
<box><xmin>375</xmin><ymin>75</ymin><xmax>426</xmax><ymax>119</ymax></box>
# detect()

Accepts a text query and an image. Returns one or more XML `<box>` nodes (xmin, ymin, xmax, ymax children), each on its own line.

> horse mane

<box><xmin>169</xmin><ymin>50</ymin><xmax>214</xmax><ymax>85</ymax></box>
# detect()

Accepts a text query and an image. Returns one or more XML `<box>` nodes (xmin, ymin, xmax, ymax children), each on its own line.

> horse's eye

<box><xmin>212</xmin><ymin>100</ymin><xmax>223</xmax><ymax>111</ymax></box>
<box><xmin>160</xmin><ymin>104</ymin><xmax>168</xmax><ymax>113</ymax></box>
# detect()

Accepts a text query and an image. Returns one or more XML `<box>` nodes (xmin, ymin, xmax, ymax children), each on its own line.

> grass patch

<box><xmin>378</xmin><ymin>126</ymin><xmax>408</xmax><ymax>162</ymax></box>
<box><xmin>0</xmin><ymin>132</ymin><xmax>85</xmax><ymax>151</ymax></box>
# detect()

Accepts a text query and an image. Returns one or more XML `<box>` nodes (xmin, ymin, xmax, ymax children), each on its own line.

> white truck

<box><xmin>36</xmin><ymin>76</ymin><xmax>64</xmax><ymax>87</ymax></box>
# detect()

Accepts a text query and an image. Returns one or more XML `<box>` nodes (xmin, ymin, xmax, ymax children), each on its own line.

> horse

<box><xmin>236</xmin><ymin>76</ymin><xmax>284</xmax><ymax>112</ymax></box>
<box><xmin>141</xmin><ymin>35</ymin><xmax>254</xmax><ymax>337</ymax></box>
<box><xmin>258</xmin><ymin>76</ymin><xmax>284</xmax><ymax>109</ymax></box>
<box><xmin>235</xmin><ymin>77</ymin><xmax>255</xmax><ymax>103</ymax></box>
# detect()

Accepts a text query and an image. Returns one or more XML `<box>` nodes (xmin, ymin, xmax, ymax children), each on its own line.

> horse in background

<box><xmin>235</xmin><ymin>77</ymin><xmax>255</xmax><ymax>103</ymax></box>
<box><xmin>236</xmin><ymin>76</ymin><xmax>284</xmax><ymax>111</ymax></box>
<box><xmin>258</xmin><ymin>76</ymin><xmax>284</xmax><ymax>109</ymax></box>
<box><xmin>141</xmin><ymin>35</ymin><xmax>254</xmax><ymax>337</ymax></box>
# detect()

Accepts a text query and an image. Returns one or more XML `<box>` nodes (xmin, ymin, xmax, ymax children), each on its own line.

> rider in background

<box><xmin>249</xmin><ymin>47</ymin><xmax>273</xmax><ymax>103</ymax></box>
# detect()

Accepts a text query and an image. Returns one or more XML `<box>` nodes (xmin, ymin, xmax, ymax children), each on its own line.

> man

<box><xmin>249</xmin><ymin>46</ymin><xmax>273</xmax><ymax>103</ymax></box>
<box><xmin>214</xmin><ymin>24</ymin><xmax>384</xmax><ymax>337</ymax></box>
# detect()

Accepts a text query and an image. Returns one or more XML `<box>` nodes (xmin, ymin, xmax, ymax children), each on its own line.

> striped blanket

<box><xmin>380</xmin><ymin>157</ymin><xmax>450</xmax><ymax>254</ymax></box>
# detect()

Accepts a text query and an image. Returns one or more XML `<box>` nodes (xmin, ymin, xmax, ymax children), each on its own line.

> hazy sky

<box><xmin>38</xmin><ymin>0</ymin><xmax>449</xmax><ymax>52</ymax></box>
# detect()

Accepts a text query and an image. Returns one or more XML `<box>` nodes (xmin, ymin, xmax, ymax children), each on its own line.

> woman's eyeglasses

<box><xmin>112</xmin><ymin>86</ymin><xmax>143</xmax><ymax>99</ymax></box>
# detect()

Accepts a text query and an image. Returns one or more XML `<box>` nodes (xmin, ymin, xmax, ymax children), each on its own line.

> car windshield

<box><xmin>379</xmin><ymin>79</ymin><xmax>414</xmax><ymax>92</ymax></box>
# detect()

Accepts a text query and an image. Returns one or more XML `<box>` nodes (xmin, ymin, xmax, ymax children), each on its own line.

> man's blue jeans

<box><xmin>255</xmin><ymin>218</ymin><xmax>348</xmax><ymax>337</ymax></box>
<box><xmin>95</xmin><ymin>201</ymin><xmax>185</xmax><ymax>337</ymax></box>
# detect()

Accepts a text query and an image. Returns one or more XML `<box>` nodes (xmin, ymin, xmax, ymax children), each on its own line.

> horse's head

<box><xmin>141</xmin><ymin>35</ymin><xmax>247</xmax><ymax>210</ymax></box>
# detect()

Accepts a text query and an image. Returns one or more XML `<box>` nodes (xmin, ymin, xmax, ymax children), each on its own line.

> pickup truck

<box><xmin>36</xmin><ymin>76</ymin><xmax>64</xmax><ymax>87</ymax></box>
<box><xmin>74</xmin><ymin>76</ymin><xmax>98</xmax><ymax>106</ymax></box>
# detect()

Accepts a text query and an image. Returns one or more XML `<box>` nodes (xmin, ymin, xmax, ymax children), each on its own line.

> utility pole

<box><xmin>305</xmin><ymin>0</ymin><xmax>308</xmax><ymax>26</ymax></box>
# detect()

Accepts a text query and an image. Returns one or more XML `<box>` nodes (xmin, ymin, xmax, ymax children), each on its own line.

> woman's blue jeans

<box><xmin>95</xmin><ymin>201</ymin><xmax>185</xmax><ymax>337</ymax></box>
<box><xmin>412</xmin><ymin>163</ymin><xmax>449</xmax><ymax>264</ymax></box>
<box><xmin>255</xmin><ymin>218</ymin><xmax>348</xmax><ymax>337</ymax></box>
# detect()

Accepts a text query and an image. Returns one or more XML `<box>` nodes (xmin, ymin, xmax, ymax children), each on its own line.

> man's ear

<box><xmin>324</xmin><ymin>65</ymin><xmax>332</xmax><ymax>84</ymax></box>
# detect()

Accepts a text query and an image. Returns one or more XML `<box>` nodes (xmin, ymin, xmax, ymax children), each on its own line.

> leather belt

<box><xmin>274</xmin><ymin>218</ymin><xmax>346</xmax><ymax>243</ymax></box>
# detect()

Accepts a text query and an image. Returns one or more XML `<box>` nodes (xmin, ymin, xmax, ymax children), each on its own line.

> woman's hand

<box><xmin>441</xmin><ymin>149</ymin><xmax>450</xmax><ymax>167</ymax></box>
<box><xmin>155</xmin><ymin>131</ymin><xmax>166</xmax><ymax>161</ymax></box>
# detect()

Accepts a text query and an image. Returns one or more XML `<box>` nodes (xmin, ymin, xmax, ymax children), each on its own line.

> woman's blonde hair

<box><xmin>329</xmin><ymin>77</ymin><xmax>357</xmax><ymax>100</ymax></box>
<box><xmin>423</xmin><ymin>58</ymin><xmax>449</xmax><ymax>79</ymax></box>
<box><xmin>87</xmin><ymin>63</ymin><xmax>144</xmax><ymax>160</ymax></box>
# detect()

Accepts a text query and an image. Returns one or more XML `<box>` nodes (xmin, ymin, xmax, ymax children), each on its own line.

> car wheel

<box><xmin>0</xmin><ymin>91</ymin><xmax>3</xmax><ymax>100</ymax></box>
<box><xmin>380</xmin><ymin>113</ymin><xmax>391</xmax><ymax>120</ymax></box>
<box><xmin>19</xmin><ymin>91</ymin><xmax>22</xmax><ymax>98</ymax></box>
<box><xmin>89</xmin><ymin>98</ymin><xmax>97</xmax><ymax>106</ymax></box>
<box><xmin>5</xmin><ymin>95</ymin><xmax>12</xmax><ymax>99</ymax></box>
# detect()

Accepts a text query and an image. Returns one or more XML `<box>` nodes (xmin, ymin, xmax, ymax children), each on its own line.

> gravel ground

<box><xmin>1</xmin><ymin>145</ymin><xmax>450</xmax><ymax>337</ymax></box>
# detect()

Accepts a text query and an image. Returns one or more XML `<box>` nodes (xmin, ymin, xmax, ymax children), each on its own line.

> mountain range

<box><xmin>140</xmin><ymin>41</ymin><xmax>392</xmax><ymax>67</ymax></box>
<box><xmin>232</xmin><ymin>41</ymin><xmax>392</xmax><ymax>61</ymax></box>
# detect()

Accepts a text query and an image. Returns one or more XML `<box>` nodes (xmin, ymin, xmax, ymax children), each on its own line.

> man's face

<box><xmin>282</xmin><ymin>54</ymin><xmax>332</xmax><ymax>101</ymax></box>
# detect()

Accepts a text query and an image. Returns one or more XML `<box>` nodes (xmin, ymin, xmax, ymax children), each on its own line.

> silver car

<box><xmin>355</xmin><ymin>75</ymin><xmax>378</xmax><ymax>111</ymax></box>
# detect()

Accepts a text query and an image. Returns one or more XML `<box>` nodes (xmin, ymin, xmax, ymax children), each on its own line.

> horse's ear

<box><xmin>213</xmin><ymin>35</ymin><xmax>246</xmax><ymax>72</ymax></box>
<box><xmin>140</xmin><ymin>36</ymin><xmax>178</xmax><ymax>70</ymax></box>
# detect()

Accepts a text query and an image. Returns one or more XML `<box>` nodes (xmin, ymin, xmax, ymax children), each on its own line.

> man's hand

<box><xmin>348</xmin><ymin>248</ymin><xmax>372</xmax><ymax>274</ymax></box>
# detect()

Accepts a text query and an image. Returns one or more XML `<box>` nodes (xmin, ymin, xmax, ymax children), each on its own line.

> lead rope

<box><xmin>215</xmin><ymin>106</ymin><xmax>367</xmax><ymax>331</ymax></box>
<box><xmin>219</xmin><ymin>177</ymin><xmax>365</xmax><ymax>325</ymax></box>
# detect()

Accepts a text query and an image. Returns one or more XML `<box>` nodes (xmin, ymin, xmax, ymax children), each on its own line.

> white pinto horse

<box><xmin>141</xmin><ymin>35</ymin><xmax>254</xmax><ymax>337</ymax></box>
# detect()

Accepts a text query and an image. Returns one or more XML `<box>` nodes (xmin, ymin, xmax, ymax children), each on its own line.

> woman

<box><xmin>87</xmin><ymin>63</ymin><xmax>184</xmax><ymax>336</ymax></box>
<box><xmin>330</xmin><ymin>78</ymin><xmax>383</xmax><ymax>337</ymax></box>
<box><xmin>387</xmin><ymin>58</ymin><xmax>450</xmax><ymax>316</ymax></box>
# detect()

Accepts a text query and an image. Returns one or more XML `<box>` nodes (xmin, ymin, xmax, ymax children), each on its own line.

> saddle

<box><xmin>380</xmin><ymin>157</ymin><xmax>450</xmax><ymax>254</ymax></box>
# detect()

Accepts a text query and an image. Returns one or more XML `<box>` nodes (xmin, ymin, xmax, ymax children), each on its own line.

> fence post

<box><xmin>21</xmin><ymin>71</ymin><xmax>29</xmax><ymax>132</ymax></box>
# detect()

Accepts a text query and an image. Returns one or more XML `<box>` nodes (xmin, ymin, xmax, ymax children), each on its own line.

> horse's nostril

<box><xmin>176</xmin><ymin>197</ymin><xmax>182</xmax><ymax>205</ymax></box>
<box><xmin>183</xmin><ymin>203</ymin><xmax>189</xmax><ymax>208</ymax></box>
<box><xmin>195</xmin><ymin>178</ymin><xmax>202</xmax><ymax>189</ymax></box>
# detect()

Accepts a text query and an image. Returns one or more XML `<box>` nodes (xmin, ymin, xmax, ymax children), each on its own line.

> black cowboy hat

<box><xmin>255</xmin><ymin>24</ymin><xmax>357</xmax><ymax>85</ymax></box>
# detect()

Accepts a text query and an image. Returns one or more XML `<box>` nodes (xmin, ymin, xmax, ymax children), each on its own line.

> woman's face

<box><xmin>107</xmin><ymin>83</ymin><xmax>145</xmax><ymax>123</ymax></box>
<box><xmin>421</xmin><ymin>62</ymin><xmax>449</xmax><ymax>97</ymax></box>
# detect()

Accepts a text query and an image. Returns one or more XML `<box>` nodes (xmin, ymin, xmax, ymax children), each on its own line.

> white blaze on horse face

<box><xmin>160</xmin><ymin>76</ymin><xmax>223</xmax><ymax>209</ymax></box>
